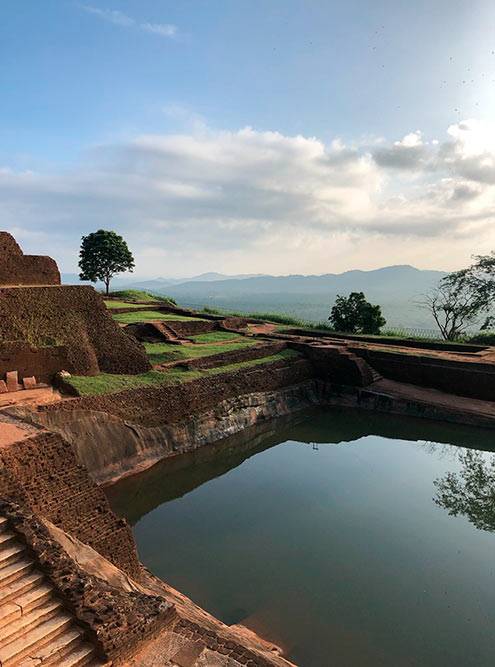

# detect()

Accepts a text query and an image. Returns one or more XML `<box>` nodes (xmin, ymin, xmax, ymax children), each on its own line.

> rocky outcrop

<box><xmin>34</xmin><ymin>380</ymin><xmax>325</xmax><ymax>485</ymax></box>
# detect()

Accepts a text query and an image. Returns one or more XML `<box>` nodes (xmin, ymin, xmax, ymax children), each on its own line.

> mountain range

<box><xmin>62</xmin><ymin>265</ymin><xmax>446</xmax><ymax>330</ymax></box>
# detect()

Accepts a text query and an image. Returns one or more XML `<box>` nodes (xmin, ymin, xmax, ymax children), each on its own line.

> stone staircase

<box><xmin>0</xmin><ymin>516</ymin><xmax>105</xmax><ymax>667</ymax></box>
<box><xmin>151</xmin><ymin>322</ymin><xmax>190</xmax><ymax>345</ymax></box>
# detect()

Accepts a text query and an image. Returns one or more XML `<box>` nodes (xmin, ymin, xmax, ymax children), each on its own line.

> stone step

<box><xmin>0</xmin><ymin>516</ymin><xmax>8</xmax><ymax>533</ymax></box>
<box><xmin>0</xmin><ymin>598</ymin><xmax>62</xmax><ymax>648</ymax></box>
<box><xmin>22</xmin><ymin>626</ymin><xmax>84</xmax><ymax>666</ymax></box>
<box><xmin>0</xmin><ymin>582</ymin><xmax>53</xmax><ymax>628</ymax></box>
<box><xmin>51</xmin><ymin>642</ymin><xmax>98</xmax><ymax>667</ymax></box>
<box><xmin>0</xmin><ymin>570</ymin><xmax>44</xmax><ymax>606</ymax></box>
<box><xmin>0</xmin><ymin>531</ymin><xmax>16</xmax><ymax>548</ymax></box>
<box><xmin>0</xmin><ymin>556</ymin><xmax>34</xmax><ymax>588</ymax></box>
<box><xmin>0</xmin><ymin>543</ymin><xmax>25</xmax><ymax>568</ymax></box>
<box><xmin>0</xmin><ymin>611</ymin><xmax>74</xmax><ymax>665</ymax></box>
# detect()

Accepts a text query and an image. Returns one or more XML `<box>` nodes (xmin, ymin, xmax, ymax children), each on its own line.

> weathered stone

<box><xmin>22</xmin><ymin>376</ymin><xmax>37</xmax><ymax>389</ymax></box>
<box><xmin>6</xmin><ymin>370</ymin><xmax>20</xmax><ymax>392</ymax></box>
<box><xmin>0</xmin><ymin>380</ymin><xmax>7</xmax><ymax>393</ymax></box>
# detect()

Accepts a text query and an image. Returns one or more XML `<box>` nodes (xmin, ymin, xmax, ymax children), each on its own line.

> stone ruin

<box><xmin>0</xmin><ymin>231</ymin><xmax>61</xmax><ymax>286</ymax></box>
<box><xmin>0</xmin><ymin>231</ymin><xmax>151</xmax><ymax>387</ymax></box>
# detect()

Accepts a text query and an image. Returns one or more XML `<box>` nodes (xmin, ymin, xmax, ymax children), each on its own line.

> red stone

<box><xmin>0</xmin><ymin>380</ymin><xmax>7</xmax><ymax>393</ymax></box>
<box><xmin>5</xmin><ymin>370</ymin><xmax>20</xmax><ymax>392</ymax></box>
<box><xmin>22</xmin><ymin>376</ymin><xmax>37</xmax><ymax>389</ymax></box>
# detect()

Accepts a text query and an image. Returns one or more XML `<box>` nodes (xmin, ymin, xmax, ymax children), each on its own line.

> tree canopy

<box><xmin>424</xmin><ymin>253</ymin><xmax>495</xmax><ymax>340</ymax></box>
<box><xmin>329</xmin><ymin>292</ymin><xmax>386</xmax><ymax>335</ymax></box>
<box><xmin>79</xmin><ymin>229</ymin><xmax>134</xmax><ymax>295</ymax></box>
<box><xmin>434</xmin><ymin>450</ymin><xmax>495</xmax><ymax>532</ymax></box>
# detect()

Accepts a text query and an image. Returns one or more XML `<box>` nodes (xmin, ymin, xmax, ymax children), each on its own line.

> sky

<box><xmin>2</xmin><ymin>0</ymin><xmax>495</xmax><ymax>277</ymax></box>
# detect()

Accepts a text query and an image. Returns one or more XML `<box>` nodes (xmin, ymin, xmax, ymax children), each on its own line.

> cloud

<box><xmin>2</xmin><ymin>119</ymin><xmax>495</xmax><ymax>274</ymax></box>
<box><xmin>80</xmin><ymin>5</ymin><xmax>177</xmax><ymax>39</ymax></box>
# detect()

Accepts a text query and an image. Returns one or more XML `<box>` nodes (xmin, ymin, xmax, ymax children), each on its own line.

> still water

<box><xmin>107</xmin><ymin>409</ymin><xmax>495</xmax><ymax>666</ymax></box>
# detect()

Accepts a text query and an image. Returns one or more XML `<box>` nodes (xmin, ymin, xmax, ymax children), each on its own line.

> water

<box><xmin>107</xmin><ymin>409</ymin><xmax>495</xmax><ymax>666</ymax></box>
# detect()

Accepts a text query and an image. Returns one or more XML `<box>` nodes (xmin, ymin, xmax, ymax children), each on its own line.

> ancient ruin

<box><xmin>2</xmin><ymin>232</ymin><xmax>495</xmax><ymax>664</ymax></box>
<box><xmin>0</xmin><ymin>232</ymin><xmax>61</xmax><ymax>286</ymax></box>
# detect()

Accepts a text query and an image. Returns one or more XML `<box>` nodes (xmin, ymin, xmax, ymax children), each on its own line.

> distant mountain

<box><xmin>157</xmin><ymin>265</ymin><xmax>446</xmax><ymax>330</ymax></box>
<box><xmin>62</xmin><ymin>265</ymin><xmax>447</xmax><ymax>329</ymax></box>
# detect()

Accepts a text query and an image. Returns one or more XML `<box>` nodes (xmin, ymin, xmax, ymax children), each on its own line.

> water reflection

<box><xmin>106</xmin><ymin>408</ymin><xmax>495</xmax><ymax>667</ymax></box>
<box><xmin>435</xmin><ymin>450</ymin><xmax>495</xmax><ymax>532</ymax></box>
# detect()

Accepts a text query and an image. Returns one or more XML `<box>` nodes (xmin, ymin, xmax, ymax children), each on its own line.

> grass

<box><xmin>106</xmin><ymin>289</ymin><xmax>177</xmax><ymax>304</ymax></box>
<box><xmin>112</xmin><ymin>310</ymin><xmax>205</xmax><ymax>324</ymax></box>
<box><xmin>104</xmin><ymin>300</ymin><xmax>149</xmax><ymax>309</ymax></box>
<box><xmin>65</xmin><ymin>349</ymin><xmax>300</xmax><ymax>396</ymax></box>
<box><xmin>190</xmin><ymin>331</ymin><xmax>242</xmax><ymax>343</ymax></box>
<box><xmin>201</xmin><ymin>306</ymin><xmax>308</xmax><ymax>326</ymax></box>
<box><xmin>144</xmin><ymin>339</ymin><xmax>258</xmax><ymax>364</ymax></box>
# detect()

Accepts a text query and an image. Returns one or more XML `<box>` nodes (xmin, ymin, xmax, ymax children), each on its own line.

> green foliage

<box><xmin>79</xmin><ymin>229</ymin><xmax>134</xmax><ymax>295</ymax></box>
<box><xmin>108</xmin><ymin>289</ymin><xmax>177</xmax><ymax>304</ymax></box>
<box><xmin>112</xmin><ymin>310</ymin><xmax>204</xmax><ymax>324</ymax></box>
<box><xmin>465</xmin><ymin>331</ymin><xmax>495</xmax><ymax>345</ymax></box>
<box><xmin>434</xmin><ymin>450</ymin><xmax>495</xmax><ymax>532</ymax></box>
<box><xmin>329</xmin><ymin>292</ymin><xmax>386</xmax><ymax>334</ymax></box>
<box><xmin>65</xmin><ymin>349</ymin><xmax>300</xmax><ymax>395</ymax></box>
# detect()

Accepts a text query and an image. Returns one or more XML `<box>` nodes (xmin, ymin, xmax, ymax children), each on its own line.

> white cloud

<box><xmin>2</xmin><ymin>119</ymin><xmax>495</xmax><ymax>274</ymax></box>
<box><xmin>80</xmin><ymin>5</ymin><xmax>178</xmax><ymax>39</ymax></box>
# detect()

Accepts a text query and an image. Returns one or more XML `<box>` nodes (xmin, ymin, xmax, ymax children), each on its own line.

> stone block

<box><xmin>5</xmin><ymin>370</ymin><xmax>20</xmax><ymax>392</ymax></box>
<box><xmin>0</xmin><ymin>380</ymin><xmax>7</xmax><ymax>393</ymax></box>
<box><xmin>22</xmin><ymin>376</ymin><xmax>37</xmax><ymax>389</ymax></box>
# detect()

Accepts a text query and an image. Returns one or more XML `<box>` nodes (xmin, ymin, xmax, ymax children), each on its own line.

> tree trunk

<box><xmin>105</xmin><ymin>277</ymin><xmax>110</xmax><ymax>296</ymax></box>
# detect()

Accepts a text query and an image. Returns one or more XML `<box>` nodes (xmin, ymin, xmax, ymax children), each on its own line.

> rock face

<box><xmin>0</xmin><ymin>232</ymin><xmax>60</xmax><ymax>286</ymax></box>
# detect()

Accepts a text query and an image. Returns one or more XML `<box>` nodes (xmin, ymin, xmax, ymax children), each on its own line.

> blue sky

<box><xmin>2</xmin><ymin>1</ymin><xmax>495</xmax><ymax>275</ymax></box>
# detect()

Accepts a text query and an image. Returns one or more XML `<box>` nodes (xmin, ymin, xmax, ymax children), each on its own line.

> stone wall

<box><xmin>0</xmin><ymin>500</ymin><xmax>172</xmax><ymax>665</ymax></box>
<box><xmin>0</xmin><ymin>232</ymin><xmax>60</xmax><ymax>286</ymax></box>
<box><xmin>0</xmin><ymin>342</ymin><xmax>70</xmax><ymax>383</ymax></box>
<box><xmin>40</xmin><ymin>357</ymin><xmax>314</xmax><ymax>427</ymax></box>
<box><xmin>0</xmin><ymin>430</ymin><xmax>141</xmax><ymax>577</ymax></box>
<box><xmin>351</xmin><ymin>346</ymin><xmax>495</xmax><ymax>400</ymax></box>
<box><xmin>0</xmin><ymin>285</ymin><xmax>150</xmax><ymax>377</ymax></box>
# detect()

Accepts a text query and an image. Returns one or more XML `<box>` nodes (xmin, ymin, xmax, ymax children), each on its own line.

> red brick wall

<box><xmin>0</xmin><ymin>431</ymin><xmax>140</xmax><ymax>577</ymax></box>
<box><xmin>0</xmin><ymin>232</ymin><xmax>61</xmax><ymax>286</ymax></box>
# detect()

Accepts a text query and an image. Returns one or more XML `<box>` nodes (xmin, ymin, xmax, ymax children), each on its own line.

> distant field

<box><xmin>112</xmin><ymin>310</ymin><xmax>205</xmax><ymax>324</ymax></box>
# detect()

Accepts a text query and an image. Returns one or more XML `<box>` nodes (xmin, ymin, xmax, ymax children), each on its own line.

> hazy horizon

<box><xmin>3</xmin><ymin>1</ymin><xmax>495</xmax><ymax>275</ymax></box>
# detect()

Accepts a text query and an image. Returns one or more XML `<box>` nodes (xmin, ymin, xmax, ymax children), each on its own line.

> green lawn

<box><xmin>190</xmin><ymin>331</ymin><xmax>242</xmax><ymax>343</ymax></box>
<box><xmin>65</xmin><ymin>349</ymin><xmax>300</xmax><ymax>396</ymax></box>
<box><xmin>112</xmin><ymin>310</ymin><xmax>206</xmax><ymax>324</ymax></box>
<box><xmin>144</xmin><ymin>339</ymin><xmax>257</xmax><ymax>365</ymax></box>
<box><xmin>104</xmin><ymin>300</ymin><xmax>150</xmax><ymax>309</ymax></box>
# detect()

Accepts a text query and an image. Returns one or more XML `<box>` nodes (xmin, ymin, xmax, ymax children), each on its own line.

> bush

<box><xmin>465</xmin><ymin>331</ymin><xmax>495</xmax><ymax>345</ymax></box>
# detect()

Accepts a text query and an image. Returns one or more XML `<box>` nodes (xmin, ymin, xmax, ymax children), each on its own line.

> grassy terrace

<box><xmin>112</xmin><ymin>310</ymin><xmax>205</xmax><ymax>324</ymax></box>
<box><xmin>104</xmin><ymin>300</ymin><xmax>152</xmax><ymax>309</ymax></box>
<box><xmin>65</xmin><ymin>349</ymin><xmax>300</xmax><ymax>396</ymax></box>
<box><xmin>145</xmin><ymin>338</ymin><xmax>257</xmax><ymax>365</ymax></box>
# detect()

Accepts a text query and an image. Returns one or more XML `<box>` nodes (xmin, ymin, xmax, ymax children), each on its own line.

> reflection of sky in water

<box><xmin>108</xmin><ymin>409</ymin><xmax>495</xmax><ymax>667</ymax></box>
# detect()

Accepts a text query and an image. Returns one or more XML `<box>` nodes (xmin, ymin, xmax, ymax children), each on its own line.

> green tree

<box><xmin>423</xmin><ymin>256</ymin><xmax>495</xmax><ymax>340</ymax></box>
<box><xmin>79</xmin><ymin>229</ymin><xmax>134</xmax><ymax>295</ymax></box>
<box><xmin>434</xmin><ymin>450</ymin><xmax>495</xmax><ymax>532</ymax></box>
<box><xmin>329</xmin><ymin>292</ymin><xmax>386</xmax><ymax>334</ymax></box>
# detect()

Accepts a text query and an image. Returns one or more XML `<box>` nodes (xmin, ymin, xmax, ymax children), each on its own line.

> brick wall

<box><xmin>0</xmin><ymin>232</ymin><xmax>60</xmax><ymax>286</ymax></box>
<box><xmin>0</xmin><ymin>431</ymin><xmax>140</xmax><ymax>577</ymax></box>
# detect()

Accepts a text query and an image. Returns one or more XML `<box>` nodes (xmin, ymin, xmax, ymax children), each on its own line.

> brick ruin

<box><xmin>0</xmin><ymin>232</ymin><xmax>151</xmax><ymax>389</ymax></box>
<box><xmin>0</xmin><ymin>231</ymin><xmax>61</xmax><ymax>286</ymax></box>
